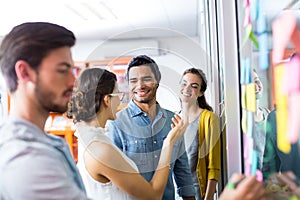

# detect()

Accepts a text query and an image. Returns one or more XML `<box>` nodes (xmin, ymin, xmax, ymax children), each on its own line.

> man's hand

<box><xmin>276</xmin><ymin>171</ymin><xmax>300</xmax><ymax>198</ymax></box>
<box><xmin>219</xmin><ymin>174</ymin><xmax>265</xmax><ymax>200</ymax></box>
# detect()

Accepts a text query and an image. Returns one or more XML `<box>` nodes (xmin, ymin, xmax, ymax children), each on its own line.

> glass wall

<box><xmin>235</xmin><ymin>0</ymin><xmax>300</xmax><ymax>198</ymax></box>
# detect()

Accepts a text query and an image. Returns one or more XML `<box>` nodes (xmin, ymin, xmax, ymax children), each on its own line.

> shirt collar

<box><xmin>127</xmin><ymin>100</ymin><xmax>144</xmax><ymax>117</ymax></box>
<box><xmin>4</xmin><ymin>115</ymin><xmax>65</xmax><ymax>148</ymax></box>
<box><xmin>127</xmin><ymin>100</ymin><xmax>165</xmax><ymax>118</ymax></box>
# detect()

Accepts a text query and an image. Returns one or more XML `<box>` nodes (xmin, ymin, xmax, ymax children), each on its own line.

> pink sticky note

<box><xmin>244</xmin><ymin>134</ymin><xmax>249</xmax><ymax>159</ymax></box>
<box><xmin>245</xmin><ymin>160</ymin><xmax>251</xmax><ymax>176</ymax></box>
<box><xmin>243</xmin><ymin>0</ymin><xmax>250</xmax><ymax>7</ymax></box>
<box><xmin>248</xmin><ymin>137</ymin><xmax>254</xmax><ymax>162</ymax></box>
<box><xmin>272</xmin><ymin>11</ymin><xmax>298</xmax><ymax>64</ymax></box>
<box><xmin>243</xmin><ymin>0</ymin><xmax>251</xmax><ymax>27</ymax></box>
<box><xmin>282</xmin><ymin>54</ymin><xmax>300</xmax><ymax>94</ymax></box>
<box><xmin>287</xmin><ymin>93</ymin><xmax>300</xmax><ymax>143</ymax></box>
<box><xmin>281</xmin><ymin>54</ymin><xmax>300</xmax><ymax>143</ymax></box>
<box><xmin>244</xmin><ymin>7</ymin><xmax>251</xmax><ymax>27</ymax></box>
<box><xmin>256</xmin><ymin>169</ymin><xmax>263</xmax><ymax>182</ymax></box>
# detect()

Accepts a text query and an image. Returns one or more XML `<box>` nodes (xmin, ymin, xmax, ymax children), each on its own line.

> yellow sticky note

<box><xmin>242</xmin><ymin>109</ymin><xmax>247</xmax><ymax>134</ymax></box>
<box><xmin>242</xmin><ymin>24</ymin><xmax>252</xmax><ymax>48</ymax></box>
<box><xmin>246</xmin><ymin>83</ymin><xmax>256</xmax><ymax>112</ymax></box>
<box><xmin>274</xmin><ymin>64</ymin><xmax>290</xmax><ymax>153</ymax></box>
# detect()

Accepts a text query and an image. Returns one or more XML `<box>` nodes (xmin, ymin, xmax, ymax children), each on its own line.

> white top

<box><xmin>75</xmin><ymin>124</ymin><xmax>138</xmax><ymax>200</ymax></box>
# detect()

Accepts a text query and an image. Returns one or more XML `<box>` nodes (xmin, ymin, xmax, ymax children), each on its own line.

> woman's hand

<box><xmin>165</xmin><ymin>114</ymin><xmax>189</xmax><ymax>145</ymax></box>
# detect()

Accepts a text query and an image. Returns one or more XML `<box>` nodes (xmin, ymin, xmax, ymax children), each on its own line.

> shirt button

<box><xmin>154</xmin><ymin>155</ymin><xmax>158</xmax><ymax>158</ymax></box>
<box><xmin>143</xmin><ymin>113</ymin><xmax>147</xmax><ymax>116</ymax></box>
<box><xmin>153</xmin><ymin>140</ymin><xmax>157</xmax><ymax>144</ymax></box>
<box><xmin>135</xmin><ymin>140</ymin><xmax>138</xmax><ymax>144</ymax></box>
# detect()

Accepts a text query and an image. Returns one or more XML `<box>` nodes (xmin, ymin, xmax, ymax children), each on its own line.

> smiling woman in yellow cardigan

<box><xmin>179</xmin><ymin>68</ymin><xmax>221</xmax><ymax>200</ymax></box>
<box><xmin>197</xmin><ymin>109</ymin><xmax>221</xmax><ymax>198</ymax></box>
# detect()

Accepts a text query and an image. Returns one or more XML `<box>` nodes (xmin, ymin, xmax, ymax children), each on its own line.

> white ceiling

<box><xmin>0</xmin><ymin>0</ymin><xmax>199</xmax><ymax>40</ymax></box>
<box><xmin>1</xmin><ymin>0</ymin><xmax>298</xmax><ymax>41</ymax></box>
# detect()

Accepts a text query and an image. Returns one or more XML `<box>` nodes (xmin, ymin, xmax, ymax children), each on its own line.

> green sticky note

<box><xmin>242</xmin><ymin>24</ymin><xmax>252</xmax><ymax>47</ymax></box>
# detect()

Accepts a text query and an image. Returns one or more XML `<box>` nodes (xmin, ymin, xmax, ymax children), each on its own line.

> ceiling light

<box><xmin>65</xmin><ymin>0</ymin><xmax>117</xmax><ymax>21</ymax></box>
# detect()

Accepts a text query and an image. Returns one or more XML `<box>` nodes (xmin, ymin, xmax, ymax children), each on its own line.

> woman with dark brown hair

<box><xmin>179</xmin><ymin>68</ymin><xmax>221</xmax><ymax>200</ymax></box>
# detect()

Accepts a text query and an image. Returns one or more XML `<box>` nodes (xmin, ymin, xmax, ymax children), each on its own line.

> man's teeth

<box><xmin>137</xmin><ymin>91</ymin><xmax>146</xmax><ymax>95</ymax></box>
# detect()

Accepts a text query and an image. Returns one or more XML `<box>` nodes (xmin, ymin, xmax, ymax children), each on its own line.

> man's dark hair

<box><xmin>0</xmin><ymin>22</ymin><xmax>76</xmax><ymax>92</ymax></box>
<box><xmin>126</xmin><ymin>55</ymin><xmax>161</xmax><ymax>83</ymax></box>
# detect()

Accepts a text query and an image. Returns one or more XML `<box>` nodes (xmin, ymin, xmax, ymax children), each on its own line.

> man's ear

<box><xmin>15</xmin><ymin>60</ymin><xmax>36</xmax><ymax>82</ymax></box>
<box><xmin>103</xmin><ymin>95</ymin><xmax>110</xmax><ymax>107</ymax></box>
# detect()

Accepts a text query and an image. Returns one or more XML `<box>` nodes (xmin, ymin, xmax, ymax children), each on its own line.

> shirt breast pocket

<box><xmin>124</xmin><ymin>139</ymin><xmax>148</xmax><ymax>166</ymax></box>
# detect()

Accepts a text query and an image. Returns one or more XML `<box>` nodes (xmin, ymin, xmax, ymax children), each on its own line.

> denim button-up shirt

<box><xmin>107</xmin><ymin>101</ymin><xmax>195</xmax><ymax>199</ymax></box>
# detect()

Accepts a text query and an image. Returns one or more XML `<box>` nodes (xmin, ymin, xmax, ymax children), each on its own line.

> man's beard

<box><xmin>35</xmin><ymin>77</ymin><xmax>69</xmax><ymax>113</ymax></box>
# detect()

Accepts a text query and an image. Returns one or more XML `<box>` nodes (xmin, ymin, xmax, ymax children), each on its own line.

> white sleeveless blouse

<box><xmin>75</xmin><ymin>124</ymin><xmax>138</xmax><ymax>200</ymax></box>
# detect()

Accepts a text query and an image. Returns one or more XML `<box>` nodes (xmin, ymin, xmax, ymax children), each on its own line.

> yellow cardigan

<box><xmin>196</xmin><ymin>109</ymin><xmax>221</xmax><ymax>197</ymax></box>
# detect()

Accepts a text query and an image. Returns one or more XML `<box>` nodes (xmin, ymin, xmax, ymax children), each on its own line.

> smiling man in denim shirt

<box><xmin>107</xmin><ymin>55</ymin><xmax>195</xmax><ymax>200</ymax></box>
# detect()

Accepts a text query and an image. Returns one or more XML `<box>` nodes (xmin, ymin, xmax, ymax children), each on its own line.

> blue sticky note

<box><xmin>248</xmin><ymin>137</ymin><xmax>254</xmax><ymax>163</ymax></box>
<box><xmin>240</xmin><ymin>59</ymin><xmax>246</xmax><ymax>84</ymax></box>
<box><xmin>256</xmin><ymin>11</ymin><xmax>266</xmax><ymax>34</ymax></box>
<box><xmin>257</xmin><ymin>11</ymin><xmax>269</xmax><ymax>70</ymax></box>
<box><xmin>250</xmin><ymin>0</ymin><xmax>259</xmax><ymax>22</ymax></box>
<box><xmin>259</xmin><ymin>33</ymin><xmax>269</xmax><ymax>70</ymax></box>
<box><xmin>247</xmin><ymin>111</ymin><xmax>254</xmax><ymax>137</ymax></box>
<box><xmin>244</xmin><ymin>133</ymin><xmax>249</xmax><ymax>159</ymax></box>
<box><xmin>251</xmin><ymin>150</ymin><xmax>258</xmax><ymax>175</ymax></box>
<box><xmin>245</xmin><ymin>58</ymin><xmax>251</xmax><ymax>84</ymax></box>
<box><xmin>240</xmin><ymin>58</ymin><xmax>251</xmax><ymax>84</ymax></box>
